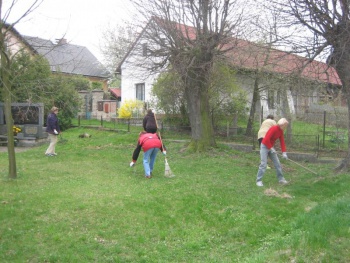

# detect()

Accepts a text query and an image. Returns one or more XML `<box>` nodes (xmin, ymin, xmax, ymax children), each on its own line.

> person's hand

<box><xmin>282</xmin><ymin>152</ymin><xmax>288</xmax><ymax>159</ymax></box>
<box><xmin>53</xmin><ymin>129</ymin><xmax>58</xmax><ymax>135</ymax></box>
<box><xmin>270</xmin><ymin>148</ymin><xmax>276</xmax><ymax>154</ymax></box>
<box><xmin>163</xmin><ymin>151</ymin><xmax>166</xmax><ymax>156</ymax></box>
<box><xmin>130</xmin><ymin>161</ymin><xmax>135</xmax><ymax>167</ymax></box>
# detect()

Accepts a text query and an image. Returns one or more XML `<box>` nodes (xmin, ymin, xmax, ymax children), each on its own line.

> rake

<box><xmin>154</xmin><ymin>112</ymin><xmax>175</xmax><ymax>178</ymax></box>
<box><xmin>279</xmin><ymin>153</ymin><xmax>318</xmax><ymax>175</ymax></box>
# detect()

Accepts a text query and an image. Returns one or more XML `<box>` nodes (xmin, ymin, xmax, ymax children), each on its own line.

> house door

<box><xmin>104</xmin><ymin>103</ymin><xmax>109</xmax><ymax>113</ymax></box>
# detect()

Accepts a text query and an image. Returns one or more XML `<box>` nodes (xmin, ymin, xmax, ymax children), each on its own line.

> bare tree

<box><xmin>0</xmin><ymin>0</ymin><xmax>43</xmax><ymax>179</ymax></box>
<box><xmin>264</xmin><ymin>0</ymin><xmax>350</xmax><ymax>171</ymax></box>
<box><xmin>100</xmin><ymin>21</ymin><xmax>137</xmax><ymax>78</ymax></box>
<box><xmin>129</xmin><ymin>0</ymin><xmax>250</xmax><ymax>151</ymax></box>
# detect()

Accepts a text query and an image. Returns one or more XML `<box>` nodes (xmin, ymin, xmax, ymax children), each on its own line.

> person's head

<box><xmin>147</xmin><ymin>109</ymin><xmax>153</xmax><ymax>115</ymax></box>
<box><xmin>266</xmin><ymin>114</ymin><xmax>274</xmax><ymax>120</ymax></box>
<box><xmin>51</xmin><ymin>106</ymin><xmax>59</xmax><ymax>114</ymax></box>
<box><xmin>277</xmin><ymin>118</ymin><xmax>289</xmax><ymax>130</ymax></box>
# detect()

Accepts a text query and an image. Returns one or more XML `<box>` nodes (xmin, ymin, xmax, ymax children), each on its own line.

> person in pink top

<box><xmin>130</xmin><ymin>131</ymin><xmax>166</xmax><ymax>178</ymax></box>
<box><xmin>256</xmin><ymin>118</ymin><xmax>289</xmax><ymax>187</ymax></box>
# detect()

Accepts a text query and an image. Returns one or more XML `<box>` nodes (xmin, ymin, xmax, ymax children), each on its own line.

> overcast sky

<box><xmin>3</xmin><ymin>0</ymin><xmax>135</xmax><ymax>61</ymax></box>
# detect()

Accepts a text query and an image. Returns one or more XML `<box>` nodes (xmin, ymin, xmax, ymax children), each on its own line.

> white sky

<box><xmin>2</xmin><ymin>0</ymin><xmax>135</xmax><ymax>61</ymax></box>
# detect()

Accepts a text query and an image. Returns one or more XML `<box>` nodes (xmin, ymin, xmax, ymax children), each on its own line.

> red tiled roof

<box><xmin>224</xmin><ymin>39</ymin><xmax>341</xmax><ymax>85</ymax></box>
<box><xmin>109</xmin><ymin>88</ymin><xmax>121</xmax><ymax>98</ymax></box>
<box><xmin>157</xmin><ymin>18</ymin><xmax>341</xmax><ymax>86</ymax></box>
<box><xmin>118</xmin><ymin>17</ymin><xmax>341</xmax><ymax>86</ymax></box>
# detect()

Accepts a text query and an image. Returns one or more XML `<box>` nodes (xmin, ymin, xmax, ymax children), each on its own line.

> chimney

<box><xmin>56</xmin><ymin>38</ymin><xmax>67</xmax><ymax>45</ymax></box>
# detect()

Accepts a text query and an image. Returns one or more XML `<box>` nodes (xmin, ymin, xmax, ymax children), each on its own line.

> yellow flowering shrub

<box><xmin>118</xmin><ymin>99</ymin><xmax>144</xmax><ymax>118</ymax></box>
<box><xmin>13</xmin><ymin>126</ymin><xmax>22</xmax><ymax>135</ymax></box>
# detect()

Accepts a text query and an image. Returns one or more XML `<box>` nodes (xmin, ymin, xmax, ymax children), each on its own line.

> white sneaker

<box><xmin>256</xmin><ymin>181</ymin><xmax>263</xmax><ymax>187</ymax></box>
<box><xmin>279</xmin><ymin>179</ymin><xmax>288</xmax><ymax>185</ymax></box>
<box><xmin>267</xmin><ymin>165</ymin><xmax>271</xmax><ymax>169</ymax></box>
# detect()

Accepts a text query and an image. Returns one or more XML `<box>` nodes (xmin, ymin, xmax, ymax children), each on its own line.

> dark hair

<box><xmin>147</xmin><ymin>109</ymin><xmax>153</xmax><ymax>114</ymax></box>
<box><xmin>266</xmin><ymin>114</ymin><xmax>274</xmax><ymax>120</ymax></box>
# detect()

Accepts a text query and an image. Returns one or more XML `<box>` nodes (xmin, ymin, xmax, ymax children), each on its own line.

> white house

<box><xmin>116</xmin><ymin>19</ymin><xmax>342</xmax><ymax>118</ymax></box>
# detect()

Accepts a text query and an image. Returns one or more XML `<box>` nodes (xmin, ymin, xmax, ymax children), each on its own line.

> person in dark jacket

<box><xmin>45</xmin><ymin>106</ymin><xmax>60</xmax><ymax>156</ymax></box>
<box><xmin>143</xmin><ymin>109</ymin><xmax>157</xmax><ymax>133</ymax></box>
<box><xmin>130</xmin><ymin>131</ymin><xmax>166</xmax><ymax>178</ymax></box>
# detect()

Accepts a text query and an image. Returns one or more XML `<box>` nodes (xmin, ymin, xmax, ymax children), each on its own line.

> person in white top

<box><xmin>257</xmin><ymin>114</ymin><xmax>276</xmax><ymax>169</ymax></box>
<box><xmin>258</xmin><ymin>115</ymin><xmax>276</xmax><ymax>147</ymax></box>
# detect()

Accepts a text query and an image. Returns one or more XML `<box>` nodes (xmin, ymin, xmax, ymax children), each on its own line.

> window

<box><xmin>136</xmin><ymin>83</ymin><xmax>145</xmax><ymax>101</ymax></box>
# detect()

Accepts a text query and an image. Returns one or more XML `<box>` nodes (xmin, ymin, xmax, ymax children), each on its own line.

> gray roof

<box><xmin>23</xmin><ymin>36</ymin><xmax>110</xmax><ymax>79</ymax></box>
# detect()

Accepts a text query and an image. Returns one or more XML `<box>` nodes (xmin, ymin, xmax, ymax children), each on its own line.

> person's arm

<box><xmin>54</xmin><ymin>115</ymin><xmax>60</xmax><ymax>133</ymax></box>
<box><xmin>132</xmin><ymin>143</ymin><xmax>142</xmax><ymax>162</ymax></box>
<box><xmin>279</xmin><ymin>132</ymin><xmax>287</xmax><ymax>153</ymax></box>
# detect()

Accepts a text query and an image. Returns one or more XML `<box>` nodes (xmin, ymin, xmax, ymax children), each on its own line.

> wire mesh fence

<box><xmin>73</xmin><ymin>111</ymin><xmax>348</xmax><ymax>159</ymax></box>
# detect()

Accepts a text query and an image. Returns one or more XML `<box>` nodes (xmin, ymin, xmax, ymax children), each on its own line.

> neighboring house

<box><xmin>22</xmin><ymin>36</ymin><xmax>110</xmax><ymax>91</ymax></box>
<box><xmin>2</xmin><ymin>23</ymin><xmax>112</xmax><ymax>121</ymax></box>
<box><xmin>2</xmin><ymin>23</ymin><xmax>110</xmax><ymax>90</ymax></box>
<box><xmin>116</xmin><ymin>19</ymin><xmax>343</xmax><ymax>118</ymax></box>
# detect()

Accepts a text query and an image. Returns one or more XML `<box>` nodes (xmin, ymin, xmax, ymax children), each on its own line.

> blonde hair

<box><xmin>51</xmin><ymin>106</ymin><xmax>59</xmax><ymax>112</ymax></box>
<box><xmin>277</xmin><ymin>118</ymin><xmax>288</xmax><ymax>126</ymax></box>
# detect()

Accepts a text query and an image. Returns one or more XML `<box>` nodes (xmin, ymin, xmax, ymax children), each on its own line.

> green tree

<box><xmin>3</xmin><ymin>52</ymin><xmax>51</xmax><ymax>102</ymax></box>
<box><xmin>69</xmin><ymin>76</ymin><xmax>91</xmax><ymax>91</ymax></box>
<box><xmin>152</xmin><ymin>62</ymin><xmax>246</xmax><ymax>129</ymax></box>
<box><xmin>44</xmin><ymin>75</ymin><xmax>82</xmax><ymax>130</ymax></box>
<box><xmin>4</xmin><ymin>52</ymin><xmax>82</xmax><ymax>131</ymax></box>
<box><xmin>208</xmin><ymin>62</ymin><xmax>247</xmax><ymax>128</ymax></box>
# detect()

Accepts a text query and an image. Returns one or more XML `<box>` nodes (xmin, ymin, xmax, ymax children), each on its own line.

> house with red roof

<box><xmin>116</xmin><ymin>18</ymin><xmax>343</xmax><ymax>118</ymax></box>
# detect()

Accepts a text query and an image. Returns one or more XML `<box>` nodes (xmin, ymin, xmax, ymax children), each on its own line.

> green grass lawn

<box><xmin>1</xmin><ymin>127</ymin><xmax>350</xmax><ymax>262</ymax></box>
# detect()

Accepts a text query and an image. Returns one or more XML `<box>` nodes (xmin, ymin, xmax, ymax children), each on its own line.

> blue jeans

<box><xmin>256</xmin><ymin>144</ymin><xmax>284</xmax><ymax>182</ymax></box>
<box><xmin>143</xmin><ymin>148</ymin><xmax>159</xmax><ymax>176</ymax></box>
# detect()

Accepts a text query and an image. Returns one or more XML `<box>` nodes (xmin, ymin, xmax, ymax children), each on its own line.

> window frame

<box><xmin>135</xmin><ymin>83</ymin><xmax>145</xmax><ymax>101</ymax></box>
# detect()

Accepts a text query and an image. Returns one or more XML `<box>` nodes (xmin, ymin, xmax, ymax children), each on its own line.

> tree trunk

<box><xmin>246</xmin><ymin>75</ymin><xmax>260</xmax><ymax>136</ymax></box>
<box><xmin>184</xmin><ymin>79</ymin><xmax>216</xmax><ymax>152</ymax></box>
<box><xmin>281</xmin><ymin>88</ymin><xmax>293</xmax><ymax>144</ymax></box>
<box><xmin>1</xmin><ymin>48</ymin><xmax>17</xmax><ymax>179</ymax></box>
<box><xmin>333</xmin><ymin>47</ymin><xmax>350</xmax><ymax>172</ymax></box>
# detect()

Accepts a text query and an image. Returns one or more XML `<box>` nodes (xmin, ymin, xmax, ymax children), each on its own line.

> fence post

<box><xmin>78</xmin><ymin>115</ymin><xmax>81</xmax><ymax>127</ymax></box>
<box><xmin>227</xmin><ymin>121</ymin><xmax>229</xmax><ymax>138</ymax></box>
<box><xmin>101</xmin><ymin>116</ymin><xmax>103</xmax><ymax>127</ymax></box>
<box><xmin>323</xmin><ymin>110</ymin><xmax>326</xmax><ymax>148</ymax></box>
<box><xmin>128</xmin><ymin>118</ymin><xmax>130</xmax><ymax>132</ymax></box>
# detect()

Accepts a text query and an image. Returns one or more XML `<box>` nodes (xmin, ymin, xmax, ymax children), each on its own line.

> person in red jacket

<box><xmin>256</xmin><ymin>118</ymin><xmax>289</xmax><ymax>187</ymax></box>
<box><xmin>130</xmin><ymin>131</ymin><xmax>166</xmax><ymax>178</ymax></box>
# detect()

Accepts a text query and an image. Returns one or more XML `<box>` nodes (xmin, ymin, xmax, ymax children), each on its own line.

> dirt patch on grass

<box><xmin>264</xmin><ymin>188</ymin><xmax>293</xmax><ymax>199</ymax></box>
<box><xmin>0</xmin><ymin>146</ymin><xmax>33</xmax><ymax>153</ymax></box>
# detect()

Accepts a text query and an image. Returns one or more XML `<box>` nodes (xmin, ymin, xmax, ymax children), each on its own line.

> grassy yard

<box><xmin>1</xmin><ymin>127</ymin><xmax>350</xmax><ymax>262</ymax></box>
